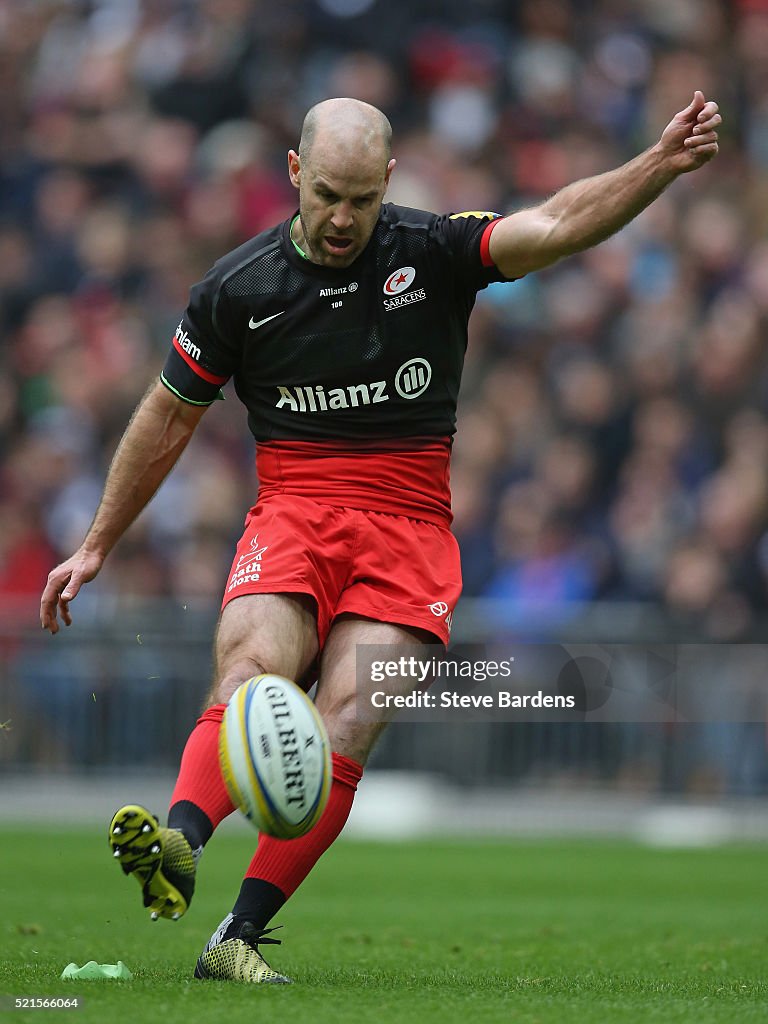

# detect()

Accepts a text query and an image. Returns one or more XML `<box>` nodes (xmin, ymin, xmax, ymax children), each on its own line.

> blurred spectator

<box><xmin>0</xmin><ymin>0</ymin><xmax>762</xmax><ymax>618</ymax></box>
<box><xmin>2</xmin><ymin>1</ymin><xmax>768</xmax><ymax>790</ymax></box>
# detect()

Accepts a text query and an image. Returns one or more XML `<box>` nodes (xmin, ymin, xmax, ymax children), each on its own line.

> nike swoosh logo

<box><xmin>249</xmin><ymin>311</ymin><xmax>285</xmax><ymax>330</ymax></box>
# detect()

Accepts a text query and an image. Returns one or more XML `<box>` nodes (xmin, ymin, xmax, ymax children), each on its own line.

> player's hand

<box><xmin>40</xmin><ymin>548</ymin><xmax>104</xmax><ymax>634</ymax></box>
<box><xmin>657</xmin><ymin>91</ymin><xmax>721</xmax><ymax>174</ymax></box>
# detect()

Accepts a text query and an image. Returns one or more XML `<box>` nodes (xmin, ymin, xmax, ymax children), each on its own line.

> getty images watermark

<box><xmin>354</xmin><ymin>644</ymin><xmax>768</xmax><ymax>723</ymax></box>
<box><xmin>366</xmin><ymin>654</ymin><xmax>573</xmax><ymax>712</ymax></box>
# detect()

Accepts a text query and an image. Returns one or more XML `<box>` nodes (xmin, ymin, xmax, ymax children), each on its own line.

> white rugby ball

<box><xmin>219</xmin><ymin>675</ymin><xmax>331</xmax><ymax>839</ymax></box>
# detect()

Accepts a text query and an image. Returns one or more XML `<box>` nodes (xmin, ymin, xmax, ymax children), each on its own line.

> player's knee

<box><xmin>318</xmin><ymin>692</ymin><xmax>378</xmax><ymax>760</ymax></box>
<box><xmin>207</xmin><ymin>659</ymin><xmax>270</xmax><ymax>706</ymax></box>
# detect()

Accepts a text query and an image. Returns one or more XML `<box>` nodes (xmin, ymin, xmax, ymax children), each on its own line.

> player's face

<box><xmin>289</xmin><ymin>146</ymin><xmax>395</xmax><ymax>268</ymax></box>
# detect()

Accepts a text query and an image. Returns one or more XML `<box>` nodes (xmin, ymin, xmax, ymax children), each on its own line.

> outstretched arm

<box><xmin>490</xmin><ymin>91</ymin><xmax>721</xmax><ymax>279</ymax></box>
<box><xmin>40</xmin><ymin>380</ymin><xmax>208</xmax><ymax>633</ymax></box>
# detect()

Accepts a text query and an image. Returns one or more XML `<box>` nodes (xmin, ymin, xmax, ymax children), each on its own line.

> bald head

<box><xmin>299</xmin><ymin>98</ymin><xmax>392</xmax><ymax>170</ymax></box>
<box><xmin>288</xmin><ymin>98</ymin><xmax>395</xmax><ymax>268</ymax></box>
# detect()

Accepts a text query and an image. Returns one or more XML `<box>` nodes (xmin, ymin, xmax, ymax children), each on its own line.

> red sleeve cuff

<box><xmin>479</xmin><ymin>217</ymin><xmax>503</xmax><ymax>268</ymax></box>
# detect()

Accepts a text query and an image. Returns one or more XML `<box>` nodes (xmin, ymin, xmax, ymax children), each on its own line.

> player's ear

<box><xmin>383</xmin><ymin>158</ymin><xmax>396</xmax><ymax>192</ymax></box>
<box><xmin>288</xmin><ymin>150</ymin><xmax>301</xmax><ymax>189</ymax></box>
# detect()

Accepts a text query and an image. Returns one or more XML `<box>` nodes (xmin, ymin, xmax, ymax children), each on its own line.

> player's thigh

<box><xmin>315</xmin><ymin>614</ymin><xmax>432</xmax><ymax>763</ymax></box>
<box><xmin>208</xmin><ymin>592</ymin><xmax>320</xmax><ymax>705</ymax></box>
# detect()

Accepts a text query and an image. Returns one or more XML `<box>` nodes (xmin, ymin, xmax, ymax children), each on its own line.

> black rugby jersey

<box><xmin>161</xmin><ymin>204</ymin><xmax>507</xmax><ymax>442</ymax></box>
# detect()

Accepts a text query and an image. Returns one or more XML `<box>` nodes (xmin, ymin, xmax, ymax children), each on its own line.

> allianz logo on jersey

<box><xmin>275</xmin><ymin>357</ymin><xmax>432</xmax><ymax>412</ymax></box>
<box><xmin>382</xmin><ymin>266</ymin><xmax>427</xmax><ymax>311</ymax></box>
<box><xmin>319</xmin><ymin>282</ymin><xmax>357</xmax><ymax>297</ymax></box>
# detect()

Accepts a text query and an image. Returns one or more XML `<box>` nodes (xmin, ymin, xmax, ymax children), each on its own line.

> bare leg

<box><xmin>315</xmin><ymin>614</ymin><xmax>433</xmax><ymax>764</ymax></box>
<box><xmin>167</xmin><ymin>592</ymin><xmax>320</xmax><ymax>851</ymax></box>
<box><xmin>229</xmin><ymin>613</ymin><xmax>433</xmax><ymax>931</ymax></box>
<box><xmin>205</xmin><ymin>592</ymin><xmax>320</xmax><ymax>706</ymax></box>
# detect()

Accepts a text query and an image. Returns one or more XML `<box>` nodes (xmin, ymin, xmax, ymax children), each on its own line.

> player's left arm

<box><xmin>489</xmin><ymin>91</ymin><xmax>721</xmax><ymax>280</ymax></box>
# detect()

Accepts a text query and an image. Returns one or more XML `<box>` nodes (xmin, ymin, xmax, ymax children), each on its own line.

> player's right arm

<box><xmin>40</xmin><ymin>381</ymin><xmax>208</xmax><ymax>634</ymax></box>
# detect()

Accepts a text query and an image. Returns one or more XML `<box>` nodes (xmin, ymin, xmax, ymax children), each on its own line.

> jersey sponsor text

<box><xmin>276</xmin><ymin>381</ymin><xmax>389</xmax><ymax>412</ymax></box>
<box><xmin>174</xmin><ymin>322</ymin><xmax>201</xmax><ymax>362</ymax></box>
<box><xmin>274</xmin><ymin>358</ymin><xmax>432</xmax><ymax>413</ymax></box>
<box><xmin>320</xmin><ymin>283</ymin><xmax>357</xmax><ymax>296</ymax></box>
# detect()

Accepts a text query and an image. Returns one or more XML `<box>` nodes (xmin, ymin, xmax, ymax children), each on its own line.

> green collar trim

<box><xmin>290</xmin><ymin>215</ymin><xmax>309</xmax><ymax>260</ymax></box>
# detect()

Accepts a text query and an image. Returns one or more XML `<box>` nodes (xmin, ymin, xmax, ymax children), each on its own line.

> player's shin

<box><xmin>229</xmin><ymin>751</ymin><xmax>363</xmax><ymax>928</ymax></box>
<box><xmin>168</xmin><ymin>703</ymin><xmax>237</xmax><ymax>849</ymax></box>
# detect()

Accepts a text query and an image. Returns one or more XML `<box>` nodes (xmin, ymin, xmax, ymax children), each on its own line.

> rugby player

<box><xmin>40</xmin><ymin>93</ymin><xmax>720</xmax><ymax>983</ymax></box>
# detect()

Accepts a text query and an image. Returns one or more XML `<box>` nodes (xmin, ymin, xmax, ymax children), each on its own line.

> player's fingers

<box><xmin>681</xmin><ymin>90</ymin><xmax>706</xmax><ymax>117</ymax></box>
<box><xmin>692</xmin><ymin>113</ymin><xmax>721</xmax><ymax>134</ymax></box>
<box><xmin>684</xmin><ymin>131</ymin><xmax>718</xmax><ymax>147</ymax></box>
<box><xmin>58</xmin><ymin>595</ymin><xmax>72</xmax><ymax>627</ymax></box>
<box><xmin>688</xmin><ymin>142</ymin><xmax>719</xmax><ymax>160</ymax></box>
<box><xmin>41</xmin><ymin>564</ymin><xmax>81</xmax><ymax>632</ymax></box>
<box><xmin>40</xmin><ymin>604</ymin><xmax>59</xmax><ymax>634</ymax></box>
<box><xmin>697</xmin><ymin>100</ymin><xmax>719</xmax><ymax>122</ymax></box>
<box><xmin>57</xmin><ymin>574</ymin><xmax>83</xmax><ymax>627</ymax></box>
<box><xmin>40</xmin><ymin>574</ymin><xmax>66</xmax><ymax>631</ymax></box>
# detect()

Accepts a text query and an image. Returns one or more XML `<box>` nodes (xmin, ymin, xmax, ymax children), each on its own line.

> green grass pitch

<box><xmin>0</xmin><ymin>828</ymin><xmax>765</xmax><ymax>1023</ymax></box>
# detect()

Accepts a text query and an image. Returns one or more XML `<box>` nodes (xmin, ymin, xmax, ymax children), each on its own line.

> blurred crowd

<box><xmin>2</xmin><ymin>0</ymin><xmax>768</xmax><ymax>643</ymax></box>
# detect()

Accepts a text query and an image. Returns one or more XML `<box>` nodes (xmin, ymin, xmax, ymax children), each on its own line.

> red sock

<box><xmin>168</xmin><ymin>703</ymin><xmax>236</xmax><ymax>846</ymax></box>
<box><xmin>242</xmin><ymin>752</ymin><xmax>363</xmax><ymax>898</ymax></box>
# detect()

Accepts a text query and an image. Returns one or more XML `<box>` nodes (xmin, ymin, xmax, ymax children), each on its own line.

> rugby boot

<box><xmin>108</xmin><ymin>804</ymin><xmax>196</xmax><ymax>921</ymax></box>
<box><xmin>194</xmin><ymin>914</ymin><xmax>291</xmax><ymax>983</ymax></box>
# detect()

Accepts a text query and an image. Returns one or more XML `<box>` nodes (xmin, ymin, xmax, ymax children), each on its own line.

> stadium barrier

<box><xmin>1</xmin><ymin>596</ymin><xmax>766</xmax><ymax>797</ymax></box>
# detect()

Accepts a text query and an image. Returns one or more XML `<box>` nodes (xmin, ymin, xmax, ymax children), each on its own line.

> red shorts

<box><xmin>222</xmin><ymin>494</ymin><xmax>461</xmax><ymax>646</ymax></box>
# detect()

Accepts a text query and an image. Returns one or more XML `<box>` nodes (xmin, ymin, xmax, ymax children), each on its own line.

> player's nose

<box><xmin>330</xmin><ymin>203</ymin><xmax>354</xmax><ymax>231</ymax></box>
